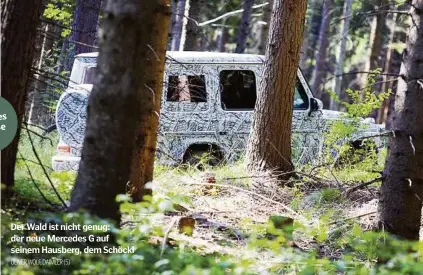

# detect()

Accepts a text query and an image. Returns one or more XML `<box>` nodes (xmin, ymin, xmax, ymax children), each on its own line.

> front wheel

<box><xmin>183</xmin><ymin>147</ymin><xmax>223</xmax><ymax>169</ymax></box>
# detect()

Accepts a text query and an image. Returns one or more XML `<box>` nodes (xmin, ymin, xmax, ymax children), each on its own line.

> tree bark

<box><xmin>310</xmin><ymin>0</ymin><xmax>332</xmax><ymax>97</ymax></box>
<box><xmin>27</xmin><ymin>23</ymin><xmax>58</xmax><ymax>126</ymax></box>
<box><xmin>361</xmin><ymin>0</ymin><xmax>388</xmax><ymax>105</ymax></box>
<box><xmin>301</xmin><ymin>1</ymin><xmax>323</xmax><ymax>78</ymax></box>
<box><xmin>64</xmin><ymin>0</ymin><xmax>102</xmax><ymax>71</ymax></box>
<box><xmin>246</xmin><ymin>0</ymin><xmax>307</xmax><ymax>175</ymax></box>
<box><xmin>184</xmin><ymin>0</ymin><xmax>204</xmax><ymax>51</ymax></box>
<box><xmin>1</xmin><ymin>0</ymin><xmax>43</xmax><ymax>200</ymax></box>
<box><xmin>330</xmin><ymin>0</ymin><xmax>353</xmax><ymax>110</ymax></box>
<box><xmin>257</xmin><ymin>0</ymin><xmax>273</xmax><ymax>55</ymax></box>
<box><xmin>71</xmin><ymin>0</ymin><xmax>102</xmax><ymax>55</ymax></box>
<box><xmin>235</xmin><ymin>0</ymin><xmax>254</xmax><ymax>53</ymax></box>
<box><xmin>69</xmin><ymin>0</ymin><xmax>171</xmax><ymax>221</ymax></box>
<box><xmin>170</xmin><ymin>0</ymin><xmax>186</xmax><ymax>51</ymax></box>
<box><xmin>378</xmin><ymin>0</ymin><xmax>423</xmax><ymax>240</ymax></box>
<box><xmin>365</xmin><ymin>0</ymin><xmax>387</xmax><ymax>71</ymax></box>
<box><xmin>377</xmin><ymin>9</ymin><xmax>397</xmax><ymax>125</ymax></box>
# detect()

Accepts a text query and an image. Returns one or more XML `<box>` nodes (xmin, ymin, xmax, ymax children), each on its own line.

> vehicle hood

<box><xmin>320</xmin><ymin>109</ymin><xmax>386</xmax><ymax>133</ymax></box>
<box><xmin>320</xmin><ymin>109</ymin><xmax>347</xmax><ymax>120</ymax></box>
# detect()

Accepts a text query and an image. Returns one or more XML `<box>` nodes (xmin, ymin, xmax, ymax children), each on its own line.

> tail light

<box><xmin>57</xmin><ymin>144</ymin><xmax>70</xmax><ymax>154</ymax></box>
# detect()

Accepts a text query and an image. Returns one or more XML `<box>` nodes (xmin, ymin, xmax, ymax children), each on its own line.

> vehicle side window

<box><xmin>220</xmin><ymin>70</ymin><xmax>257</xmax><ymax>110</ymax></box>
<box><xmin>294</xmin><ymin>79</ymin><xmax>309</xmax><ymax>110</ymax></box>
<box><xmin>167</xmin><ymin>75</ymin><xmax>207</xmax><ymax>102</ymax></box>
<box><xmin>83</xmin><ymin>67</ymin><xmax>97</xmax><ymax>84</ymax></box>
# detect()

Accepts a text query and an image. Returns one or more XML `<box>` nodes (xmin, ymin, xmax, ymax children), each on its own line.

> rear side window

<box><xmin>220</xmin><ymin>70</ymin><xmax>257</xmax><ymax>110</ymax></box>
<box><xmin>167</xmin><ymin>75</ymin><xmax>207</xmax><ymax>102</ymax></box>
<box><xmin>83</xmin><ymin>67</ymin><xmax>97</xmax><ymax>84</ymax></box>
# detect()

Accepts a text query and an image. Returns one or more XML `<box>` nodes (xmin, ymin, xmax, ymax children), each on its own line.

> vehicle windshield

<box><xmin>294</xmin><ymin>79</ymin><xmax>309</xmax><ymax>109</ymax></box>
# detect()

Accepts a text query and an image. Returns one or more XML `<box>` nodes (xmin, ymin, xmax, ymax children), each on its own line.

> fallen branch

<box><xmin>184</xmin><ymin>181</ymin><xmax>307</xmax><ymax>223</ymax></box>
<box><xmin>328</xmin><ymin>211</ymin><xmax>378</xmax><ymax>225</ymax></box>
<box><xmin>344</xmin><ymin>177</ymin><xmax>382</xmax><ymax>195</ymax></box>
<box><xmin>160</xmin><ymin>217</ymin><xmax>179</xmax><ymax>258</ymax></box>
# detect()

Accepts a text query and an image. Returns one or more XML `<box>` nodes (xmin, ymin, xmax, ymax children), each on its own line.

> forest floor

<box><xmin>12</xmin><ymin>128</ymin><xmax>385</xmax><ymax>270</ymax></box>
<box><xmin>125</xmin><ymin>161</ymin><xmax>382</xmax><ymax>269</ymax></box>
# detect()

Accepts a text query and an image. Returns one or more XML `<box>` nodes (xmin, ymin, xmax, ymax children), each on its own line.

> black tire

<box><xmin>183</xmin><ymin>147</ymin><xmax>222</xmax><ymax>169</ymax></box>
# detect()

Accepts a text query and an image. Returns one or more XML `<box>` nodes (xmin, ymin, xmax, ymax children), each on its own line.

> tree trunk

<box><xmin>370</xmin><ymin>1</ymin><xmax>387</xmax><ymax>67</ymax></box>
<box><xmin>235</xmin><ymin>0</ymin><xmax>254</xmax><ymax>53</ymax></box>
<box><xmin>420</xmin><ymin>206</ymin><xmax>423</xmax><ymax>241</ymax></box>
<box><xmin>361</xmin><ymin>0</ymin><xmax>388</xmax><ymax>102</ymax></box>
<box><xmin>330</xmin><ymin>0</ymin><xmax>353</xmax><ymax>110</ymax></box>
<box><xmin>302</xmin><ymin>1</ymin><xmax>323</xmax><ymax>78</ymax></box>
<box><xmin>167</xmin><ymin>0</ymin><xmax>177</xmax><ymax>49</ymax></box>
<box><xmin>377</xmin><ymin>10</ymin><xmax>397</xmax><ymax>125</ymax></box>
<box><xmin>184</xmin><ymin>0</ymin><xmax>204</xmax><ymax>51</ymax></box>
<box><xmin>365</xmin><ymin>0</ymin><xmax>387</xmax><ymax>71</ymax></box>
<box><xmin>1</xmin><ymin>0</ymin><xmax>43</xmax><ymax>200</ymax></box>
<box><xmin>71</xmin><ymin>0</ymin><xmax>102</xmax><ymax>55</ymax></box>
<box><xmin>217</xmin><ymin>21</ymin><xmax>229</xmax><ymax>52</ymax></box>
<box><xmin>257</xmin><ymin>0</ymin><xmax>273</xmax><ymax>55</ymax></box>
<box><xmin>246</xmin><ymin>0</ymin><xmax>307</xmax><ymax>175</ymax></box>
<box><xmin>170</xmin><ymin>0</ymin><xmax>186</xmax><ymax>51</ymax></box>
<box><xmin>69</xmin><ymin>0</ymin><xmax>171</xmax><ymax>221</ymax></box>
<box><xmin>64</xmin><ymin>0</ymin><xmax>102</xmax><ymax>71</ymax></box>
<box><xmin>27</xmin><ymin>23</ymin><xmax>58</xmax><ymax>126</ymax></box>
<box><xmin>378</xmin><ymin>0</ymin><xmax>423</xmax><ymax>240</ymax></box>
<box><xmin>310</xmin><ymin>0</ymin><xmax>332</xmax><ymax>98</ymax></box>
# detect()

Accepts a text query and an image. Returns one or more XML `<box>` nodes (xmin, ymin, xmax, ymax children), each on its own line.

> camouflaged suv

<box><xmin>53</xmin><ymin>51</ymin><xmax>385</xmax><ymax>171</ymax></box>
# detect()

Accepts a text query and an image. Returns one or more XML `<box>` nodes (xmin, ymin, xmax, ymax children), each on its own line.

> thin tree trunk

<box><xmin>330</xmin><ymin>0</ymin><xmax>353</xmax><ymax>110</ymax></box>
<box><xmin>56</xmin><ymin>38</ymin><xmax>69</xmax><ymax>74</ymax></box>
<box><xmin>171</xmin><ymin>0</ymin><xmax>186</xmax><ymax>51</ymax></box>
<box><xmin>217</xmin><ymin>21</ymin><xmax>229</xmax><ymax>52</ymax></box>
<box><xmin>302</xmin><ymin>0</ymin><xmax>323</xmax><ymax>78</ymax></box>
<box><xmin>71</xmin><ymin>0</ymin><xmax>102</xmax><ymax>55</ymax></box>
<box><xmin>235</xmin><ymin>0</ymin><xmax>254</xmax><ymax>53</ymax></box>
<box><xmin>1</xmin><ymin>0</ymin><xmax>43</xmax><ymax>200</ymax></box>
<box><xmin>28</xmin><ymin>23</ymin><xmax>57</xmax><ymax>126</ymax></box>
<box><xmin>299</xmin><ymin>27</ymin><xmax>309</xmax><ymax>69</ymax></box>
<box><xmin>378</xmin><ymin>0</ymin><xmax>423</xmax><ymax>240</ymax></box>
<box><xmin>310</xmin><ymin>0</ymin><xmax>332</xmax><ymax>97</ymax></box>
<box><xmin>167</xmin><ymin>0</ymin><xmax>177</xmax><ymax>50</ymax></box>
<box><xmin>184</xmin><ymin>0</ymin><xmax>204</xmax><ymax>51</ymax></box>
<box><xmin>377</xmin><ymin>10</ymin><xmax>397</xmax><ymax>125</ymax></box>
<box><xmin>69</xmin><ymin>0</ymin><xmax>171</xmax><ymax>221</ymax></box>
<box><xmin>246</xmin><ymin>0</ymin><xmax>307</xmax><ymax>175</ymax></box>
<box><xmin>257</xmin><ymin>0</ymin><xmax>273</xmax><ymax>55</ymax></box>
<box><xmin>178</xmin><ymin>0</ymin><xmax>190</xmax><ymax>50</ymax></box>
<box><xmin>420</xmin><ymin>206</ymin><xmax>423</xmax><ymax>241</ymax></box>
<box><xmin>64</xmin><ymin>0</ymin><xmax>102</xmax><ymax>71</ymax></box>
<box><xmin>361</xmin><ymin>0</ymin><xmax>388</xmax><ymax>95</ymax></box>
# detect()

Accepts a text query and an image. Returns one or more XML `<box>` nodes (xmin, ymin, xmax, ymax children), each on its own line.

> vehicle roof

<box><xmin>75</xmin><ymin>51</ymin><xmax>265</xmax><ymax>64</ymax></box>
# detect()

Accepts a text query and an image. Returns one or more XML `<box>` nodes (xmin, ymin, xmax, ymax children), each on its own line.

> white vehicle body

<box><xmin>53</xmin><ymin>52</ymin><xmax>385</xmax><ymax>171</ymax></box>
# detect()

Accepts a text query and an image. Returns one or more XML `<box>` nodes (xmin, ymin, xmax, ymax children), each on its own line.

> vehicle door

<box><xmin>214</xmin><ymin>64</ymin><xmax>260</xmax><ymax>161</ymax></box>
<box><xmin>291</xmin><ymin>70</ymin><xmax>324</xmax><ymax>165</ymax></box>
<box><xmin>157</xmin><ymin>62</ymin><xmax>218</xmax><ymax>164</ymax></box>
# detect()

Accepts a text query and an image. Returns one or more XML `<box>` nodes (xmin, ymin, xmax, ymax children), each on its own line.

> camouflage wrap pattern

<box><xmin>53</xmin><ymin>52</ymin><xmax>385</xmax><ymax>171</ymax></box>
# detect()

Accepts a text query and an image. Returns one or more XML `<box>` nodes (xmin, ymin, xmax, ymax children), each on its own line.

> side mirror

<box><xmin>310</xmin><ymin>98</ymin><xmax>323</xmax><ymax>112</ymax></box>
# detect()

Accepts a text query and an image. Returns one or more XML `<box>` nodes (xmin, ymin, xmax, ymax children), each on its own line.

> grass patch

<box><xmin>14</xmin><ymin>127</ymin><xmax>75</xmax><ymax>206</ymax></box>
